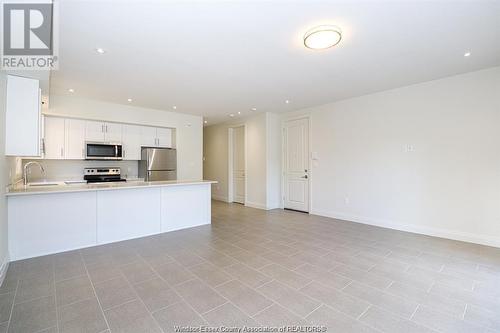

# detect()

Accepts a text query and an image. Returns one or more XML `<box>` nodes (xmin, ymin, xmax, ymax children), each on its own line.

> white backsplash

<box><xmin>22</xmin><ymin>159</ymin><xmax>139</xmax><ymax>181</ymax></box>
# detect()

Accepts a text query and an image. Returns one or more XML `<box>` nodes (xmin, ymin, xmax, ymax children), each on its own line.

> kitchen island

<box><xmin>7</xmin><ymin>180</ymin><xmax>216</xmax><ymax>260</ymax></box>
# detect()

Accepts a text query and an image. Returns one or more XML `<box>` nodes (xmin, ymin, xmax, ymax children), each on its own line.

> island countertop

<box><xmin>6</xmin><ymin>179</ymin><xmax>217</xmax><ymax>196</ymax></box>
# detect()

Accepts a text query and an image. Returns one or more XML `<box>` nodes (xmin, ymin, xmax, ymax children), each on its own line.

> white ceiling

<box><xmin>51</xmin><ymin>0</ymin><xmax>500</xmax><ymax>124</ymax></box>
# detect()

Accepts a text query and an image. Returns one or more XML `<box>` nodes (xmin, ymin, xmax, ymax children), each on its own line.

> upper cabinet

<box><xmin>85</xmin><ymin>121</ymin><xmax>122</xmax><ymax>143</ymax></box>
<box><xmin>65</xmin><ymin>119</ymin><xmax>86</xmax><ymax>159</ymax></box>
<box><xmin>141</xmin><ymin>126</ymin><xmax>172</xmax><ymax>148</ymax></box>
<box><xmin>156</xmin><ymin>128</ymin><xmax>172</xmax><ymax>148</ymax></box>
<box><xmin>43</xmin><ymin>117</ymin><xmax>86</xmax><ymax>160</ymax></box>
<box><xmin>41</xmin><ymin>116</ymin><xmax>173</xmax><ymax>160</ymax></box>
<box><xmin>43</xmin><ymin>116</ymin><xmax>65</xmax><ymax>159</ymax></box>
<box><xmin>5</xmin><ymin>75</ymin><xmax>41</xmax><ymax>156</ymax></box>
<box><xmin>122</xmin><ymin>124</ymin><xmax>142</xmax><ymax>160</ymax></box>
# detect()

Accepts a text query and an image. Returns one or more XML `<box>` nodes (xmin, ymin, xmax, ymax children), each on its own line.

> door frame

<box><xmin>228</xmin><ymin>124</ymin><xmax>247</xmax><ymax>204</ymax></box>
<box><xmin>281</xmin><ymin>115</ymin><xmax>312</xmax><ymax>212</ymax></box>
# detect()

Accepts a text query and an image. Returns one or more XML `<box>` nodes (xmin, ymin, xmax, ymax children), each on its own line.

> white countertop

<box><xmin>6</xmin><ymin>179</ymin><xmax>217</xmax><ymax>197</ymax></box>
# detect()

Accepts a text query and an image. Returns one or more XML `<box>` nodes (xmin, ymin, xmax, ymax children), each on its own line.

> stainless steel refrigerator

<box><xmin>139</xmin><ymin>148</ymin><xmax>177</xmax><ymax>181</ymax></box>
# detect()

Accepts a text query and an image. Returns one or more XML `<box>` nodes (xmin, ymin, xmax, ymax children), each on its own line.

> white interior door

<box><xmin>284</xmin><ymin>118</ymin><xmax>309</xmax><ymax>212</ymax></box>
<box><xmin>232</xmin><ymin>126</ymin><xmax>245</xmax><ymax>204</ymax></box>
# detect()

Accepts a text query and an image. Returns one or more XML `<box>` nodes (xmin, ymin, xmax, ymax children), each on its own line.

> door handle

<box><xmin>301</xmin><ymin>175</ymin><xmax>308</xmax><ymax>179</ymax></box>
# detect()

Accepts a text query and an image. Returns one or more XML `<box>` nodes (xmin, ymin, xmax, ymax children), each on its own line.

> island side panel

<box><xmin>8</xmin><ymin>191</ymin><xmax>97</xmax><ymax>261</ymax></box>
<box><xmin>97</xmin><ymin>187</ymin><xmax>161</xmax><ymax>244</ymax></box>
<box><xmin>161</xmin><ymin>183</ymin><xmax>211</xmax><ymax>232</ymax></box>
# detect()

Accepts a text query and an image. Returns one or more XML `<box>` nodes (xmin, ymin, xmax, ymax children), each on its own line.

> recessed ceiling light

<box><xmin>304</xmin><ymin>25</ymin><xmax>342</xmax><ymax>50</ymax></box>
<box><xmin>68</xmin><ymin>88</ymin><xmax>74</xmax><ymax>93</ymax></box>
<box><xmin>464</xmin><ymin>52</ymin><xmax>471</xmax><ymax>57</ymax></box>
<box><xmin>251</xmin><ymin>107</ymin><xmax>257</xmax><ymax>111</ymax></box>
<box><xmin>204</xmin><ymin>120</ymin><xmax>208</xmax><ymax>124</ymax></box>
<box><xmin>229</xmin><ymin>114</ymin><xmax>235</xmax><ymax>117</ymax></box>
<box><xmin>127</xmin><ymin>98</ymin><xmax>133</xmax><ymax>102</ymax></box>
<box><xmin>96</xmin><ymin>48</ymin><xmax>105</xmax><ymax>54</ymax></box>
<box><xmin>173</xmin><ymin>106</ymin><xmax>177</xmax><ymax>110</ymax></box>
<box><xmin>238</xmin><ymin>111</ymin><xmax>241</xmax><ymax>115</ymax></box>
<box><xmin>285</xmin><ymin>100</ymin><xmax>290</xmax><ymax>104</ymax></box>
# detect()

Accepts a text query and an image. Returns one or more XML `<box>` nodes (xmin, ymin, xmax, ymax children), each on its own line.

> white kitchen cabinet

<box><xmin>85</xmin><ymin>120</ymin><xmax>122</xmax><ymax>142</ymax></box>
<box><xmin>7</xmin><ymin>182</ymin><xmax>213</xmax><ymax>260</ymax></box>
<box><xmin>157</xmin><ymin>128</ymin><xmax>172</xmax><ymax>148</ymax></box>
<box><xmin>5</xmin><ymin>75</ymin><xmax>41</xmax><ymax>156</ymax></box>
<box><xmin>97</xmin><ymin>188</ymin><xmax>161</xmax><ymax>244</ymax></box>
<box><xmin>141</xmin><ymin>126</ymin><xmax>172</xmax><ymax>148</ymax></box>
<box><xmin>85</xmin><ymin>120</ymin><xmax>105</xmax><ymax>142</ymax></box>
<box><xmin>65</xmin><ymin>118</ymin><xmax>86</xmax><ymax>159</ymax></box>
<box><xmin>104</xmin><ymin>122</ymin><xmax>122</xmax><ymax>142</ymax></box>
<box><xmin>122</xmin><ymin>124</ymin><xmax>142</xmax><ymax>160</ymax></box>
<box><xmin>8</xmin><ymin>191</ymin><xmax>97</xmax><ymax>260</ymax></box>
<box><xmin>161</xmin><ymin>184</ymin><xmax>211</xmax><ymax>232</ymax></box>
<box><xmin>141</xmin><ymin>126</ymin><xmax>157</xmax><ymax>147</ymax></box>
<box><xmin>44</xmin><ymin>117</ymin><xmax>65</xmax><ymax>159</ymax></box>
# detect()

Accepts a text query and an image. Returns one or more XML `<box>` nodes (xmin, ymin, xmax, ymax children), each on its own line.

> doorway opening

<box><xmin>228</xmin><ymin>125</ymin><xmax>246</xmax><ymax>205</ymax></box>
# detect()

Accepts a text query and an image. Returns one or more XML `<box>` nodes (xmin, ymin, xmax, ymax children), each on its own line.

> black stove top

<box><xmin>84</xmin><ymin>167</ymin><xmax>126</xmax><ymax>183</ymax></box>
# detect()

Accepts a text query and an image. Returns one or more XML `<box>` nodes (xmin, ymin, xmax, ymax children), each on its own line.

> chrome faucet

<box><xmin>23</xmin><ymin>161</ymin><xmax>46</xmax><ymax>186</ymax></box>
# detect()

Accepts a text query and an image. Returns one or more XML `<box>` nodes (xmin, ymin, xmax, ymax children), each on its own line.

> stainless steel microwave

<box><xmin>85</xmin><ymin>142</ymin><xmax>123</xmax><ymax>160</ymax></box>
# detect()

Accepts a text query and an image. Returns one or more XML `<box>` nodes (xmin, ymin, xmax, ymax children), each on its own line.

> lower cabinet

<box><xmin>8</xmin><ymin>184</ymin><xmax>211</xmax><ymax>260</ymax></box>
<box><xmin>97</xmin><ymin>188</ymin><xmax>161</xmax><ymax>244</ymax></box>
<box><xmin>8</xmin><ymin>192</ymin><xmax>97</xmax><ymax>260</ymax></box>
<box><xmin>161</xmin><ymin>184</ymin><xmax>211</xmax><ymax>232</ymax></box>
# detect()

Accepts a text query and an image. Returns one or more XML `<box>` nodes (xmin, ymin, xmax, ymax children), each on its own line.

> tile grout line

<box><xmin>5</xmin><ymin>278</ymin><xmax>19</xmax><ymax>332</ymax></box>
<box><xmin>81</xmin><ymin>250</ymin><xmax>111</xmax><ymax>333</ymax></box>
<box><xmin>409</xmin><ymin>304</ymin><xmax>420</xmax><ymax>320</ymax></box>
<box><xmin>53</xmin><ymin>262</ymin><xmax>60</xmax><ymax>333</ymax></box>
<box><xmin>356</xmin><ymin>304</ymin><xmax>372</xmax><ymax>320</ymax></box>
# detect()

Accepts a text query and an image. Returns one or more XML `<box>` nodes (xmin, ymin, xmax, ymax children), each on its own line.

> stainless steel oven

<box><xmin>85</xmin><ymin>142</ymin><xmax>123</xmax><ymax>160</ymax></box>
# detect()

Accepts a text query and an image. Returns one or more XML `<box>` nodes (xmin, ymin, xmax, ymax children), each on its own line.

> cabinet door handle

<box><xmin>61</xmin><ymin>147</ymin><xmax>64</xmax><ymax>158</ymax></box>
<box><xmin>101</xmin><ymin>124</ymin><xmax>104</xmax><ymax>133</ymax></box>
<box><xmin>105</xmin><ymin>125</ymin><xmax>108</xmax><ymax>133</ymax></box>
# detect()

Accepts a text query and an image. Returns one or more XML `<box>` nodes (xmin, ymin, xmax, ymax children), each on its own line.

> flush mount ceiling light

<box><xmin>172</xmin><ymin>106</ymin><xmax>177</xmax><ymax>110</ymax></box>
<box><xmin>464</xmin><ymin>51</ymin><xmax>471</xmax><ymax>57</ymax></box>
<box><xmin>127</xmin><ymin>98</ymin><xmax>133</xmax><ymax>102</ymax></box>
<box><xmin>204</xmin><ymin>120</ymin><xmax>208</xmax><ymax>124</ymax></box>
<box><xmin>95</xmin><ymin>48</ymin><xmax>106</xmax><ymax>54</ymax></box>
<box><xmin>285</xmin><ymin>99</ymin><xmax>290</xmax><ymax>104</ymax></box>
<box><xmin>251</xmin><ymin>107</ymin><xmax>257</xmax><ymax>111</ymax></box>
<box><xmin>68</xmin><ymin>88</ymin><xmax>74</xmax><ymax>93</ymax></box>
<box><xmin>303</xmin><ymin>25</ymin><xmax>342</xmax><ymax>50</ymax></box>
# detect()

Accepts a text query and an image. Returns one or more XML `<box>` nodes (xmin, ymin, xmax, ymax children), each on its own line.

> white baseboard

<box><xmin>0</xmin><ymin>253</ymin><xmax>10</xmax><ymax>288</ymax></box>
<box><xmin>245</xmin><ymin>201</ymin><xmax>268</xmax><ymax>210</ymax></box>
<box><xmin>311</xmin><ymin>209</ymin><xmax>500</xmax><ymax>249</ymax></box>
<box><xmin>266</xmin><ymin>202</ymin><xmax>281</xmax><ymax>210</ymax></box>
<box><xmin>212</xmin><ymin>195</ymin><xmax>229</xmax><ymax>202</ymax></box>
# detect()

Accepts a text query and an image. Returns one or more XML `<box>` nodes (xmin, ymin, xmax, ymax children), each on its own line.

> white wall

<box><xmin>47</xmin><ymin>95</ymin><xmax>203</xmax><ymax>181</ymax></box>
<box><xmin>203</xmin><ymin>112</ymin><xmax>281</xmax><ymax>209</ymax></box>
<box><xmin>0</xmin><ymin>72</ymin><xmax>9</xmax><ymax>281</ymax></box>
<box><xmin>284</xmin><ymin>66</ymin><xmax>500</xmax><ymax>247</ymax></box>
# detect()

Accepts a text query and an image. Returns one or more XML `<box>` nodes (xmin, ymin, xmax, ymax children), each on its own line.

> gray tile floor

<box><xmin>1</xmin><ymin>200</ymin><xmax>500</xmax><ymax>332</ymax></box>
